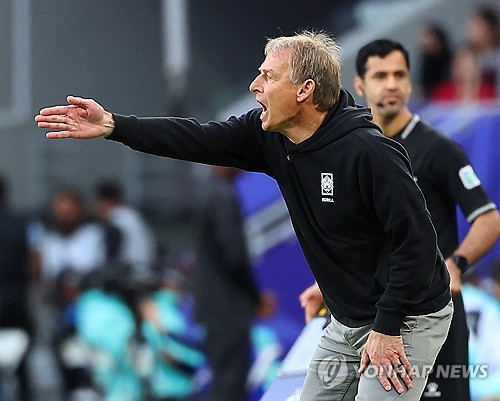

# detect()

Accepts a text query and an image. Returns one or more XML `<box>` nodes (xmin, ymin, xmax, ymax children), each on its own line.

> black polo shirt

<box><xmin>392</xmin><ymin>115</ymin><xmax>496</xmax><ymax>257</ymax></box>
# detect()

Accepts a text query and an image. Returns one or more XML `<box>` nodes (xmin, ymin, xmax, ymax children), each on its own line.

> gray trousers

<box><xmin>300</xmin><ymin>300</ymin><xmax>453</xmax><ymax>401</ymax></box>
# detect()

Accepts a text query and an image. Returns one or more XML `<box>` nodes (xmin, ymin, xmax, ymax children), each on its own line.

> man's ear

<box><xmin>353</xmin><ymin>76</ymin><xmax>364</xmax><ymax>97</ymax></box>
<box><xmin>297</xmin><ymin>79</ymin><xmax>315</xmax><ymax>102</ymax></box>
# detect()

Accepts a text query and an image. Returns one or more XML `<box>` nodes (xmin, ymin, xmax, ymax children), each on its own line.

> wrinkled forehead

<box><xmin>260</xmin><ymin>49</ymin><xmax>292</xmax><ymax>72</ymax></box>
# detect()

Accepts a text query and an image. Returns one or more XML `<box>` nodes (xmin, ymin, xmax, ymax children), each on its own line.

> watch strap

<box><xmin>450</xmin><ymin>253</ymin><xmax>469</xmax><ymax>273</ymax></box>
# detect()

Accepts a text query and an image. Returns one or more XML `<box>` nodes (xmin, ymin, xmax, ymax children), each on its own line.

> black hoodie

<box><xmin>108</xmin><ymin>89</ymin><xmax>450</xmax><ymax>335</ymax></box>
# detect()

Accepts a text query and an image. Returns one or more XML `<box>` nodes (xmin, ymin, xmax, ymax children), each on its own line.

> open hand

<box><xmin>35</xmin><ymin>96</ymin><xmax>114</xmax><ymax>139</ymax></box>
<box><xmin>358</xmin><ymin>330</ymin><xmax>415</xmax><ymax>393</ymax></box>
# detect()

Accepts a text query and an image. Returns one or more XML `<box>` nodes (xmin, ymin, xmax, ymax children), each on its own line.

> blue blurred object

<box><xmin>140</xmin><ymin>288</ymin><xmax>206</xmax><ymax>400</ymax></box>
<box><xmin>76</xmin><ymin>288</ymin><xmax>141</xmax><ymax>401</ymax></box>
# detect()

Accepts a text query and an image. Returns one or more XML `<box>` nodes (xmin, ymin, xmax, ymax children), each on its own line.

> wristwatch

<box><xmin>450</xmin><ymin>253</ymin><xmax>470</xmax><ymax>273</ymax></box>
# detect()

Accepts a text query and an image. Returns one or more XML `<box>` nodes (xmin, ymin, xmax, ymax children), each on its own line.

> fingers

<box><xmin>398</xmin><ymin>352</ymin><xmax>416</xmax><ymax>388</ymax></box>
<box><xmin>399</xmin><ymin>352</ymin><xmax>414</xmax><ymax>378</ymax></box>
<box><xmin>361</xmin><ymin>361</ymin><xmax>405</xmax><ymax>393</ymax></box>
<box><xmin>299</xmin><ymin>292</ymin><xmax>307</xmax><ymax>307</ymax></box>
<box><xmin>302</xmin><ymin>300</ymin><xmax>322</xmax><ymax>323</ymax></box>
<box><xmin>35</xmin><ymin>114</ymin><xmax>68</xmax><ymax>125</ymax></box>
<box><xmin>387</xmin><ymin>364</ymin><xmax>406</xmax><ymax>393</ymax></box>
<box><xmin>382</xmin><ymin>361</ymin><xmax>414</xmax><ymax>394</ymax></box>
<box><xmin>365</xmin><ymin>359</ymin><xmax>414</xmax><ymax>394</ymax></box>
<box><xmin>299</xmin><ymin>286</ymin><xmax>317</xmax><ymax>323</ymax></box>
<box><xmin>359</xmin><ymin>346</ymin><xmax>414</xmax><ymax>393</ymax></box>
<box><xmin>67</xmin><ymin>95</ymin><xmax>88</xmax><ymax>107</ymax></box>
<box><xmin>46</xmin><ymin>131</ymin><xmax>72</xmax><ymax>139</ymax></box>
<box><xmin>35</xmin><ymin>113</ymin><xmax>74</xmax><ymax>139</ymax></box>
<box><xmin>35</xmin><ymin>103</ymin><xmax>78</xmax><ymax>137</ymax></box>
<box><xmin>387</xmin><ymin>353</ymin><xmax>412</xmax><ymax>390</ymax></box>
<box><xmin>299</xmin><ymin>284</ymin><xmax>315</xmax><ymax>304</ymax></box>
<box><xmin>358</xmin><ymin>350</ymin><xmax>369</xmax><ymax>373</ymax></box>
<box><xmin>395</xmin><ymin>362</ymin><xmax>414</xmax><ymax>391</ymax></box>
<box><xmin>304</xmin><ymin>306</ymin><xmax>315</xmax><ymax>324</ymax></box>
<box><xmin>37</xmin><ymin>95</ymin><xmax>86</xmax><ymax>117</ymax></box>
<box><xmin>299</xmin><ymin>283</ymin><xmax>324</xmax><ymax>323</ymax></box>
<box><xmin>36</xmin><ymin>115</ymin><xmax>71</xmax><ymax>135</ymax></box>
<box><xmin>38</xmin><ymin>105</ymin><xmax>74</xmax><ymax>117</ymax></box>
<box><xmin>374</xmin><ymin>362</ymin><xmax>394</xmax><ymax>392</ymax></box>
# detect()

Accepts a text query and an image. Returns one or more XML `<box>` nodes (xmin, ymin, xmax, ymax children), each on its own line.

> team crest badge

<box><xmin>321</xmin><ymin>173</ymin><xmax>335</xmax><ymax>203</ymax></box>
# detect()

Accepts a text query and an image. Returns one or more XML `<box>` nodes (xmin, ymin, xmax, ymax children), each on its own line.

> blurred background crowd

<box><xmin>0</xmin><ymin>0</ymin><xmax>499</xmax><ymax>400</ymax></box>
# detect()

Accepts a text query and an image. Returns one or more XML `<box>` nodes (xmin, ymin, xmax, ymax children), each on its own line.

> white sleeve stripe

<box><xmin>466</xmin><ymin>203</ymin><xmax>497</xmax><ymax>223</ymax></box>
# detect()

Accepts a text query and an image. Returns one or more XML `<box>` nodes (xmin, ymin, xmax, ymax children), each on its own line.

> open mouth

<box><xmin>258</xmin><ymin>102</ymin><xmax>268</xmax><ymax>121</ymax></box>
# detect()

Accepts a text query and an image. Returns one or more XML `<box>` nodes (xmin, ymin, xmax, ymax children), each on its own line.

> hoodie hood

<box><xmin>288</xmin><ymin>88</ymin><xmax>382</xmax><ymax>152</ymax></box>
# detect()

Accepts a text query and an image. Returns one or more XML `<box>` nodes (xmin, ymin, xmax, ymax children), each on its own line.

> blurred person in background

<box><xmin>75</xmin><ymin>261</ymin><xmax>147</xmax><ymax>401</ymax></box>
<box><xmin>193</xmin><ymin>166</ymin><xmax>268</xmax><ymax>401</ymax></box>
<box><xmin>0</xmin><ymin>174</ymin><xmax>34</xmax><ymax>401</ymax></box>
<box><xmin>94</xmin><ymin>181</ymin><xmax>157</xmax><ymax>278</ymax></box>
<box><xmin>37</xmin><ymin>186</ymin><xmax>120</xmax><ymax>399</ymax></box>
<box><xmin>431</xmin><ymin>43</ymin><xmax>496</xmax><ymax>101</ymax></box>
<box><xmin>39</xmin><ymin>186</ymin><xmax>117</xmax><ymax>283</ymax></box>
<box><xmin>418</xmin><ymin>23</ymin><xmax>453</xmax><ymax>99</ymax></box>
<box><xmin>465</xmin><ymin>4</ymin><xmax>500</xmax><ymax>96</ymax></box>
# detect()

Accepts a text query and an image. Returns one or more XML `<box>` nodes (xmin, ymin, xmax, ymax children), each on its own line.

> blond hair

<box><xmin>265</xmin><ymin>30</ymin><xmax>342</xmax><ymax>110</ymax></box>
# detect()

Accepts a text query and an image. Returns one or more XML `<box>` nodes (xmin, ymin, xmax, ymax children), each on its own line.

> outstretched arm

<box><xmin>35</xmin><ymin>96</ymin><xmax>115</xmax><ymax>139</ymax></box>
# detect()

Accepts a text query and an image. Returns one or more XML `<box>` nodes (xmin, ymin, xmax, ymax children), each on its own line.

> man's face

<box><xmin>354</xmin><ymin>50</ymin><xmax>412</xmax><ymax>119</ymax></box>
<box><xmin>51</xmin><ymin>193</ymin><xmax>84</xmax><ymax>234</ymax></box>
<box><xmin>249</xmin><ymin>49</ymin><xmax>302</xmax><ymax>132</ymax></box>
